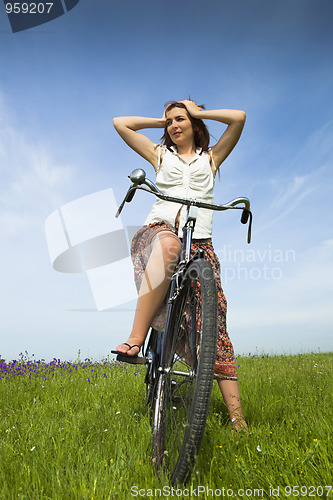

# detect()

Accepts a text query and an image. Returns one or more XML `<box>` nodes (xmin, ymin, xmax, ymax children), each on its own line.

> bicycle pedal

<box><xmin>115</xmin><ymin>354</ymin><xmax>148</xmax><ymax>365</ymax></box>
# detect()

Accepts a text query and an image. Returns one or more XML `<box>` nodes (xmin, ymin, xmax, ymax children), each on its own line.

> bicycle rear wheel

<box><xmin>151</xmin><ymin>258</ymin><xmax>218</xmax><ymax>485</ymax></box>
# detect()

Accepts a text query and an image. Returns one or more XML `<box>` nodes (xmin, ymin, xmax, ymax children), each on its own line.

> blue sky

<box><xmin>0</xmin><ymin>0</ymin><xmax>332</xmax><ymax>361</ymax></box>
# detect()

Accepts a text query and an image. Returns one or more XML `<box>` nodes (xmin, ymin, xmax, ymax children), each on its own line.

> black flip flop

<box><xmin>111</xmin><ymin>343</ymin><xmax>147</xmax><ymax>365</ymax></box>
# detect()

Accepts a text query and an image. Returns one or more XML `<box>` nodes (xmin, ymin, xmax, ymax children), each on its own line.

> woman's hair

<box><xmin>161</xmin><ymin>101</ymin><xmax>210</xmax><ymax>151</ymax></box>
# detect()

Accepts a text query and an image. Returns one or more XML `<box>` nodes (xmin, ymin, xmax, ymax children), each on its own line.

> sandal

<box><xmin>111</xmin><ymin>343</ymin><xmax>147</xmax><ymax>365</ymax></box>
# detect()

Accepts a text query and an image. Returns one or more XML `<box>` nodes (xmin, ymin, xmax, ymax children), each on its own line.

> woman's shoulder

<box><xmin>154</xmin><ymin>144</ymin><xmax>169</xmax><ymax>171</ymax></box>
<box><xmin>154</xmin><ymin>144</ymin><xmax>167</xmax><ymax>152</ymax></box>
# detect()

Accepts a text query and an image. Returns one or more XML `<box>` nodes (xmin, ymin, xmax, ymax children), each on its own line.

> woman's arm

<box><xmin>182</xmin><ymin>100</ymin><xmax>246</xmax><ymax>171</ymax></box>
<box><xmin>113</xmin><ymin>115</ymin><xmax>166</xmax><ymax>171</ymax></box>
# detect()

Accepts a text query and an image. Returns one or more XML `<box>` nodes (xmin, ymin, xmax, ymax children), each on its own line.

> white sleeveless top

<box><xmin>144</xmin><ymin>145</ymin><xmax>216</xmax><ymax>238</ymax></box>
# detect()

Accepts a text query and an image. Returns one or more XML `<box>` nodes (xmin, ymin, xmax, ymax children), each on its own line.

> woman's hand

<box><xmin>180</xmin><ymin>99</ymin><xmax>203</xmax><ymax>118</ymax></box>
<box><xmin>160</xmin><ymin>108</ymin><xmax>168</xmax><ymax>127</ymax></box>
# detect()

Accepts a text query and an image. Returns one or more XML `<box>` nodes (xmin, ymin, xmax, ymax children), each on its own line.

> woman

<box><xmin>113</xmin><ymin>99</ymin><xmax>247</xmax><ymax>431</ymax></box>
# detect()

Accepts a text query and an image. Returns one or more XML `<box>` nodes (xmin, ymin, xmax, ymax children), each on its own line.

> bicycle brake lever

<box><xmin>247</xmin><ymin>211</ymin><xmax>253</xmax><ymax>244</ymax></box>
<box><xmin>240</xmin><ymin>209</ymin><xmax>249</xmax><ymax>224</ymax></box>
<box><xmin>115</xmin><ymin>186</ymin><xmax>137</xmax><ymax>217</ymax></box>
<box><xmin>125</xmin><ymin>188</ymin><xmax>136</xmax><ymax>203</ymax></box>
<box><xmin>115</xmin><ymin>170</ymin><xmax>157</xmax><ymax>218</ymax></box>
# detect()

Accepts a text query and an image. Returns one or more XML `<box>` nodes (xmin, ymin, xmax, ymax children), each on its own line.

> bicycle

<box><xmin>113</xmin><ymin>168</ymin><xmax>252</xmax><ymax>485</ymax></box>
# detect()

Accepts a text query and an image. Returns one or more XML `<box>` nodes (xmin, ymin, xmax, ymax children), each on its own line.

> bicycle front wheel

<box><xmin>151</xmin><ymin>258</ymin><xmax>218</xmax><ymax>485</ymax></box>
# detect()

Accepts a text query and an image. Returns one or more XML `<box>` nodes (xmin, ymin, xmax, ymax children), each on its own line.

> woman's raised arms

<box><xmin>181</xmin><ymin>100</ymin><xmax>246</xmax><ymax>173</ymax></box>
<box><xmin>113</xmin><ymin>115</ymin><xmax>166</xmax><ymax>172</ymax></box>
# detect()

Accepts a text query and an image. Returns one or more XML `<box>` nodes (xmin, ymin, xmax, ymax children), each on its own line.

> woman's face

<box><xmin>165</xmin><ymin>107</ymin><xmax>194</xmax><ymax>146</ymax></box>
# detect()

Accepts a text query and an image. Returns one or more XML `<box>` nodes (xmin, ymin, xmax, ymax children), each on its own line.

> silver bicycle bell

<box><xmin>129</xmin><ymin>168</ymin><xmax>146</xmax><ymax>185</ymax></box>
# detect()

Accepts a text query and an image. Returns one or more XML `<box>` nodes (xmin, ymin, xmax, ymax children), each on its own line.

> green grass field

<box><xmin>1</xmin><ymin>351</ymin><xmax>332</xmax><ymax>499</ymax></box>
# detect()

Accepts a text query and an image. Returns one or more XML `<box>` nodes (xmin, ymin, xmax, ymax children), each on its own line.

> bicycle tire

<box><xmin>151</xmin><ymin>258</ymin><xmax>218</xmax><ymax>484</ymax></box>
<box><xmin>144</xmin><ymin>329</ymin><xmax>162</xmax><ymax>424</ymax></box>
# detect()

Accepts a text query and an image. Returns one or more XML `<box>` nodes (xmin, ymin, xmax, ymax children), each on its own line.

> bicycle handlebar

<box><xmin>116</xmin><ymin>168</ymin><xmax>253</xmax><ymax>243</ymax></box>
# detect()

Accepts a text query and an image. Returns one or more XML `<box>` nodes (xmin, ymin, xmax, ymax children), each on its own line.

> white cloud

<box><xmin>0</xmin><ymin>101</ymin><xmax>74</xmax><ymax>234</ymax></box>
<box><xmin>254</xmin><ymin>119</ymin><xmax>333</xmax><ymax>235</ymax></box>
<box><xmin>294</xmin><ymin>119</ymin><xmax>333</xmax><ymax>167</ymax></box>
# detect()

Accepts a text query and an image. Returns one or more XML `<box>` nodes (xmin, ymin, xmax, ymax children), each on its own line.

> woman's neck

<box><xmin>175</xmin><ymin>143</ymin><xmax>197</xmax><ymax>158</ymax></box>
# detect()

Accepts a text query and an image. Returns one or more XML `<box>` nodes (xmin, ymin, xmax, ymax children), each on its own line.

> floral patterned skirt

<box><xmin>131</xmin><ymin>222</ymin><xmax>237</xmax><ymax>381</ymax></box>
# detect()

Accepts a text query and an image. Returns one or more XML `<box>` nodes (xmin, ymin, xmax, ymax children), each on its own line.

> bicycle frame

<box><xmin>160</xmin><ymin>204</ymin><xmax>204</xmax><ymax>372</ymax></box>
<box><xmin>144</xmin><ymin>204</ymin><xmax>203</xmax><ymax>391</ymax></box>
<box><xmin>115</xmin><ymin>168</ymin><xmax>253</xmax><ymax>482</ymax></box>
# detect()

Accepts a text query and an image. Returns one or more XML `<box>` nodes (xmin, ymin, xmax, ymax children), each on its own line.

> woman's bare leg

<box><xmin>217</xmin><ymin>379</ymin><xmax>248</xmax><ymax>431</ymax></box>
<box><xmin>116</xmin><ymin>232</ymin><xmax>181</xmax><ymax>355</ymax></box>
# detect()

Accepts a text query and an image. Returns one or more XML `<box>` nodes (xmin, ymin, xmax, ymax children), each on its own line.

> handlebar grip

<box><xmin>125</xmin><ymin>190</ymin><xmax>136</xmax><ymax>203</ymax></box>
<box><xmin>241</xmin><ymin>209</ymin><xmax>249</xmax><ymax>224</ymax></box>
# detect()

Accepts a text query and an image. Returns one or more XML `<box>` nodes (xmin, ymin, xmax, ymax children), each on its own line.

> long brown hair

<box><xmin>161</xmin><ymin>101</ymin><xmax>210</xmax><ymax>151</ymax></box>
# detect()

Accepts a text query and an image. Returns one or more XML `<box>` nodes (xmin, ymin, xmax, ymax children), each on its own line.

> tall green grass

<box><xmin>0</xmin><ymin>351</ymin><xmax>332</xmax><ymax>499</ymax></box>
